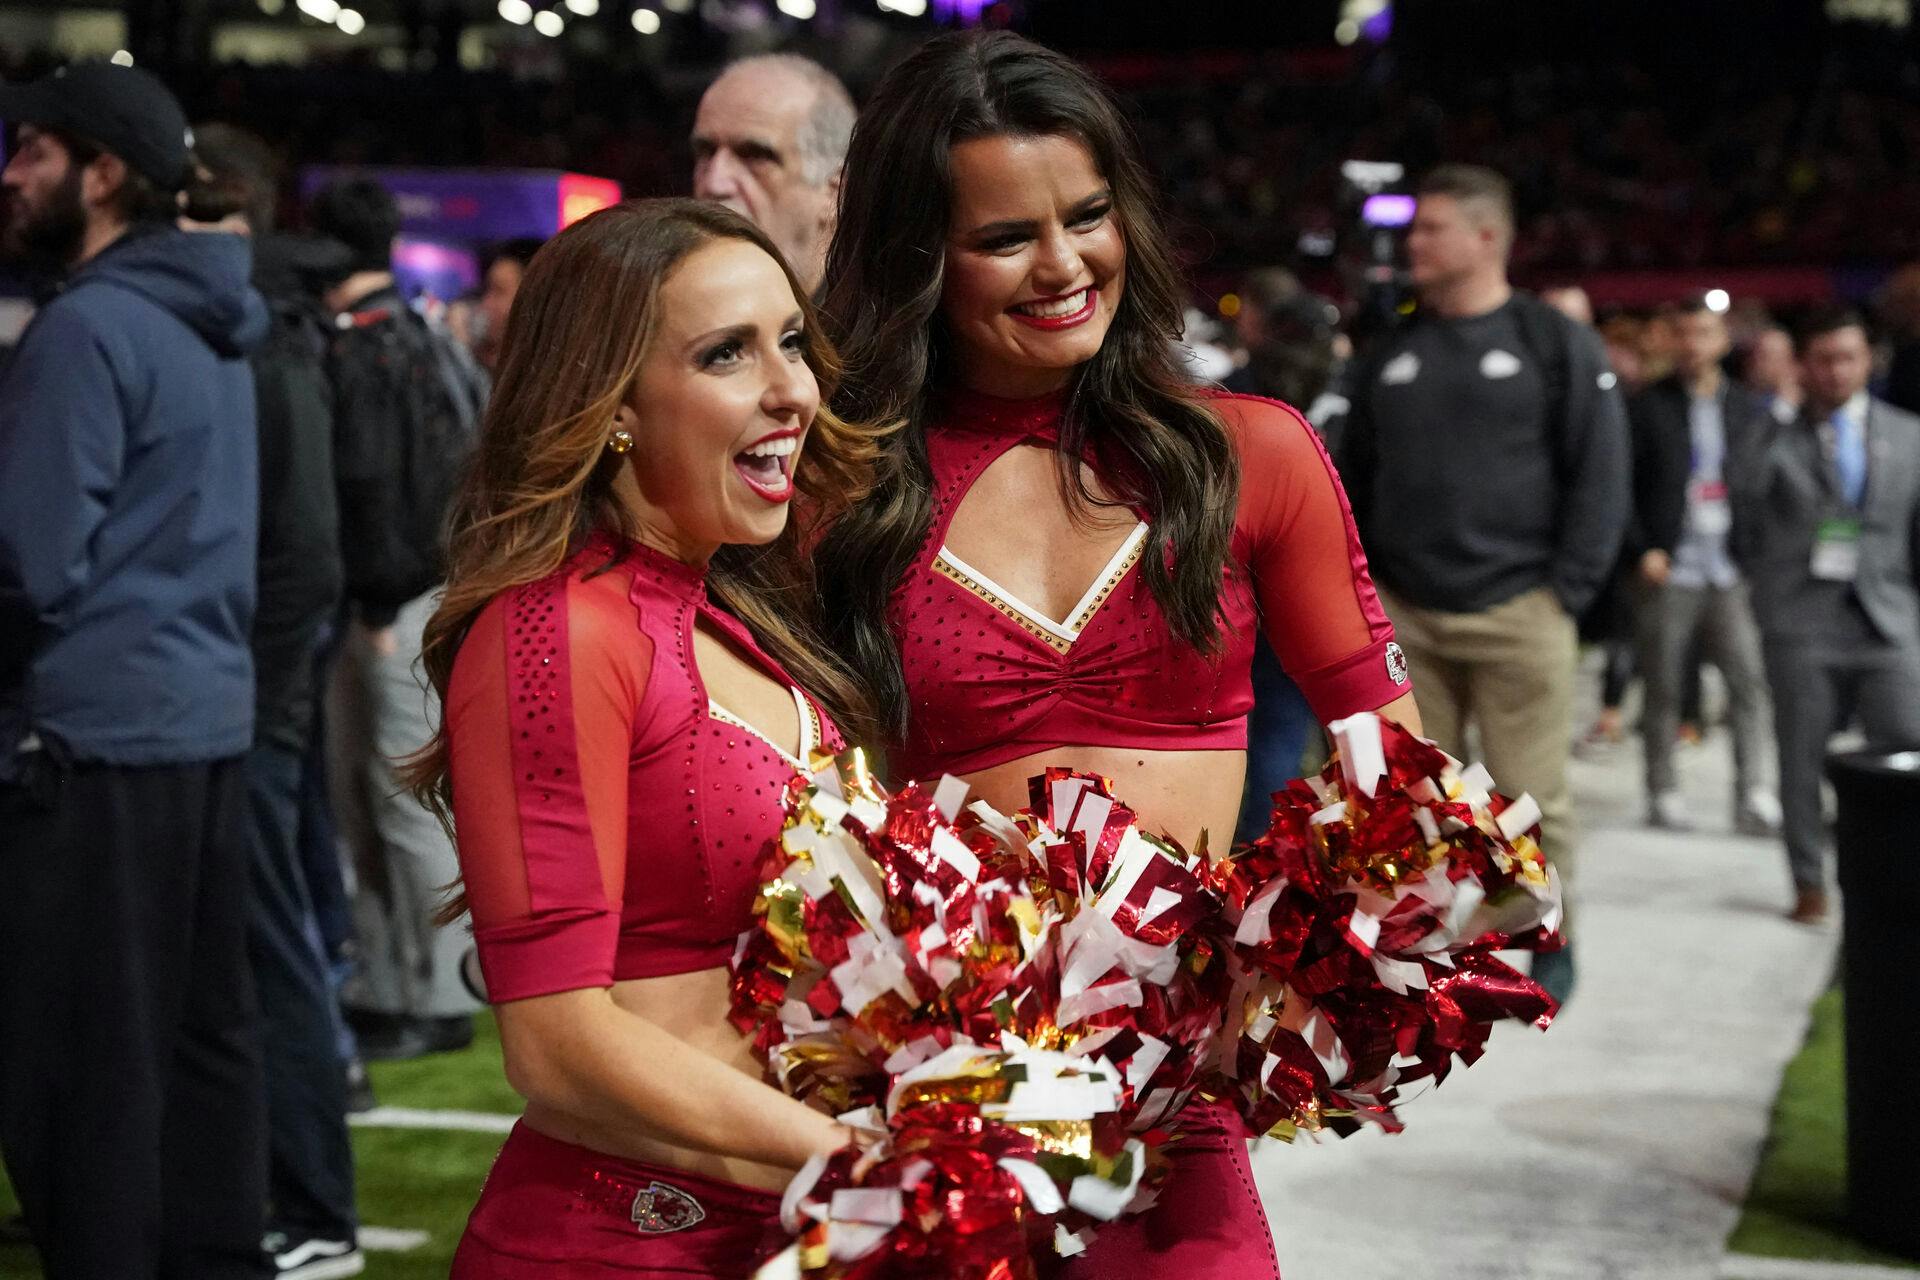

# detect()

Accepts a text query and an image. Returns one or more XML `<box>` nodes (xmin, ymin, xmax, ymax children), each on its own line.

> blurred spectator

<box><xmin>691</xmin><ymin>54</ymin><xmax>854</xmax><ymax>296</ymax></box>
<box><xmin>1599</xmin><ymin>313</ymin><xmax>1649</xmax><ymax>394</ymax></box>
<box><xmin>312</xmin><ymin>177</ymin><xmax>486</xmax><ymax>1061</ymax></box>
<box><xmin>194</xmin><ymin>123</ymin><xmax>366</xmax><ymax>1278</ymax></box>
<box><xmin>1337</xmin><ymin>164</ymin><xmax>1631</xmax><ymax>1006</ymax></box>
<box><xmin>0</xmin><ymin>62</ymin><xmax>270</xmax><ymax>1278</ymax></box>
<box><xmin>1743</xmin><ymin>323</ymin><xmax>1803</xmax><ymax>424</ymax></box>
<box><xmin>471</xmin><ymin>236</ymin><xmax>543</xmax><ymax>372</ymax></box>
<box><xmin>1877</xmin><ymin>262</ymin><xmax>1920</xmax><ymax>416</ymax></box>
<box><xmin>1541</xmin><ymin>284</ymin><xmax>1595</xmax><ymax>327</ymax></box>
<box><xmin>1222</xmin><ymin>267</ymin><xmax>1341</xmax><ymax>842</ymax></box>
<box><xmin>1626</xmin><ymin>296</ymin><xmax>1778</xmax><ymax>834</ymax></box>
<box><xmin>1226</xmin><ymin>266</ymin><xmax>1347</xmax><ymax>430</ymax></box>
<box><xmin>1639</xmin><ymin>305</ymin><xmax>1680</xmax><ymax>387</ymax></box>
<box><xmin>1729</xmin><ymin>307</ymin><xmax>1920</xmax><ymax>925</ymax></box>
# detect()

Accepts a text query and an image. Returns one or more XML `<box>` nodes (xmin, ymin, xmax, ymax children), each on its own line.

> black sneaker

<box><xmin>352</xmin><ymin>1019</ymin><xmax>430</xmax><ymax>1062</ymax></box>
<box><xmin>264</xmin><ymin>1232</ymin><xmax>365</xmax><ymax>1280</ymax></box>
<box><xmin>418</xmin><ymin>1013</ymin><xmax>476</xmax><ymax>1055</ymax></box>
<box><xmin>1531</xmin><ymin>944</ymin><xmax>1577</xmax><ymax>1010</ymax></box>
<box><xmin>356</xmin><ymin>1013</ymin><xmax>475</xmax><ymax>1061</ymax></box>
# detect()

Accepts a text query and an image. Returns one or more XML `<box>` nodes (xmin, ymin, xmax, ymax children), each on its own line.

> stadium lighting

<box><xmin>777</xmin><ymin>0</ymin><xmax>816</xmax><ymax>15</ymax></box>
<box><xmin>632</xmin><ymin>6</ymin><xmax>661</xmax><ymax>31</ymax></box>
<box><xmin>532</xmin><ymin>8</ymin><xmax>565</xmax><ymax>34</ymax></box>
<box><xmin>662</xmin><ymin>0</ymin><xmax>692</xmax><ymax>9</ymax></box>
<box><xmin>565</xmin><ymin>0</ymin><xmax>600</xmax><ymax>14</ymax></box>
<box><xmin>109</xmin><ymin>49</ymin><xmax>135</xmax><ymax>65</ymax></box>
<box><xmin>257</xmin><ymin>0</ymin><xmax>286</xmax><ymax>13</ymax></box>
<box><xmin>877</xmin><ymin>0</ymin><xmax>927</xmax><ymax>14</ymax></box>
<box><xmin>499</xmin><ymin>0</ymin><xmax>533</xmax><ymax>21</ymax></box>
<box><xmin>1704</xmin><ymin>288</ymin><xmax>1731</xmax><ymax>313</ymax></box>
<box><xmin>296</xmin><ymin>0</ymin><xmax>341</xmax><ymax>21</ymax></box>
<box><xmin>336</xmin><ymin>7</ymin><xmax>365</xmax><ymax>33</ymax></box>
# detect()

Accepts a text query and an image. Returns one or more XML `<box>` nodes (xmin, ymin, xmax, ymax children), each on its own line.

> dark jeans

<box><xmin>298</xmin><ymin>625</ymin><xmax>359</xmax><ymax>1063</ymax></box>
<box><xmin>1236</xmin><ymin>639</ymin><xmax>1319</xmax><ymax>845</ymax></box>
<box><xmin>247</xmin><ymin>739</ymin><xmax>359</xmax><ymax>1240</ymax></box>
<box><xmin>0</xmin><ymin>756</ymin><xmax>268</xmax><ymax>1280</ymax></box>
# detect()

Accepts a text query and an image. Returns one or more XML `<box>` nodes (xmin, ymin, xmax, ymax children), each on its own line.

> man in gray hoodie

<box><xmin>0</xmin><ymin>62</ymin><xmax>272</xmax><ymax>1280</ymax></box>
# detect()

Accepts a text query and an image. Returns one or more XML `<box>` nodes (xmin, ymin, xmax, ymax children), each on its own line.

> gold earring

<box><xmin>607</xmin><ymin>429</ymin><xmax>635</xmax><ymax>455</ymax></box>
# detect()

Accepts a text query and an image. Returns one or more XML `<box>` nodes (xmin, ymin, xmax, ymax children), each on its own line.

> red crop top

<box><xmin>445</xmin><ymin>536</ymin><xmax>843</xmax><ymax>1003</ymax></box>
<box><xmin>888</xmin><ymin>388</ymin><xmax>1407</xmax><ymax>780</ymax></box>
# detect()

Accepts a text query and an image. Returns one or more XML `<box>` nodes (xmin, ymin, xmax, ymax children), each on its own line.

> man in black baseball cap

<box><xmin>0</xmin><ymin>61</ymin><xmax>193</xmax><ymax>271</ymax></box>
<box><xmin>0</xmin><ymin>59</ymin><xmax>274</xmax><ymax>1280</ymax></box>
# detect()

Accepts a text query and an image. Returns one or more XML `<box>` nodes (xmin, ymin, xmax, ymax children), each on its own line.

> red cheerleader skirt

<box><xmin>451</xmin><ymin>1122</ymin><xmax>787</xmax><ymax>1278</ymax></box>
<box><xmin>1048</xmin><ymin>1101</ymin><xmax>1281</xmax><ymax>1280</ymax></box>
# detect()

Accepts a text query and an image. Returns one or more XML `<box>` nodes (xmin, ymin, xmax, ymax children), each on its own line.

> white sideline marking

<box><xmin>361</xmin><ymin>1226</ymin><xmax>431</xmax><ymax>1253</ymax></box>
<box><xmin>1720</xmin><ymin>1255</ymin><xmax>1920</xmax><ymax>1279</ymax></box>
<box><xmin>348</xmin><ymin>1105</ymin><xmax>516</xmax><ymax>1134</ymax></box>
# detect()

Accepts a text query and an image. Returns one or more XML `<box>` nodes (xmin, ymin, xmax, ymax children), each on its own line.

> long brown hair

<box><xmin>406</xmin><ymin>198</ymin><xmax>876</xmax><ymax>841</ymax></box>
<box><xmin>813</xmin><ymin>31</ymin><xmax>1240</xmax><ymax>740</ymax></box>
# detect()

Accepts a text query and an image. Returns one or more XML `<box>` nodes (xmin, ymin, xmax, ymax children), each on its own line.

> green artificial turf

<box><xmin>1726</xmin><ymin>986</ymin><xmax>1920</xmax><ymax>1270</ymax></box>
<box><xmin>0</xmin><ymin>1013</ymin><xmax>517</xmax><ymax>1279</ymax></box>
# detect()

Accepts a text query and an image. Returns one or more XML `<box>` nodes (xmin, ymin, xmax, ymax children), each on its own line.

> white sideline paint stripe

<box><xmin>347</xmin><ymin>1105</ymin><xmax>516</xmax><ymax>1134</ymax></box>
<box><xmin>1720</xmin><ymin>1255</ymin><xmax>1920</xmax><ymax>1279</ymax></box>
<box><xmin>360</xmin><ymin>1226</ymin><xmax>431</xmax><ymax>1253</ymax></box>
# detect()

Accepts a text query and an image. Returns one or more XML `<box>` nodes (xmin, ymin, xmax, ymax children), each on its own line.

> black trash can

<box><xmin>1827</xmin><ymin>747</ymin><xmax>1920</xmax><ymax>1262</ymax></box>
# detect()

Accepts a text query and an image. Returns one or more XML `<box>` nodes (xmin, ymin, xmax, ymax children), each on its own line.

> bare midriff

<box><xmin>520</xmin><ymin>966</ymin><xmax>797</xmax><ymax>1194</ymax></box>
<box><xmin>960</xmin><ymin>744</ymin><xmax>1248</xmax><ymax>854</ymax></box>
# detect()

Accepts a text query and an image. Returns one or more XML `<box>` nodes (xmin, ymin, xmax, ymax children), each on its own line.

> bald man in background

<box><xmin>692</xmin><ymin>53</ymin><xmax>855</xmax><ymax>297</ymax></box>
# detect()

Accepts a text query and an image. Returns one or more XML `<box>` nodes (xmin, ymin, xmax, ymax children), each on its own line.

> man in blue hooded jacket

<box><xmin>0</xmin><ymin>62</ymin><xmax>273</xmax><ymax>1280</ymax></box>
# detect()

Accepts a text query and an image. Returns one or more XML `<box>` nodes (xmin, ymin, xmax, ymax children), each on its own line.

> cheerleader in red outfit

<box><xmin>816</xmin><ymin>32</ymin><xmax>1423</xmax><ymax>1279</ymax></box>
<box><xmin>405</xmin><ymin>199</ymin><xmax>876</xmax><ymax>1277</ymax></box>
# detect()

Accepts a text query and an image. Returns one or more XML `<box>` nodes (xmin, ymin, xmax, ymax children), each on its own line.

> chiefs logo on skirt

<box><xmin>630</xmin><ymin>1181</ymin><xmax>707</xmax><ymax>1234</ymax></box>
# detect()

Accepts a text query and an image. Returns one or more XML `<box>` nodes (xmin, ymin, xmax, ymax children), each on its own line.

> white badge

<box><xmin>1809</xmin><ymin>518</ymin><xmax>1862</xmax><ymax>583</ymax></box>
<box><xmin>1480</xmin><ymin>349</ymin><xmax>1523</xmax><ymax>379</ymax></box>
<box><xmin>1380</xmin><ymin>352</ymin><xmax>1420</xmax><ymax>386</ymax></box>
<box><xmin>1687</xmin><ymin>479</ymin><xmax>1731</xmax><ymax>537</ymax></box>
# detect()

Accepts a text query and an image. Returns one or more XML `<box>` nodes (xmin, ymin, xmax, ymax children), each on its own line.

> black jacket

<box><xmin>1626</xmin><ymin>374</ymin><xmax>1764</xmax><ymax>560</ymax></box>
<box><xmin>328</xmin><ymin>285</ymin><xmax>486</xmax><ymax>627</ymax></box>
<box><xmin>251</xmin><ymin>234</ymin><xmax>348</xmax><ymax>751</ymax></box>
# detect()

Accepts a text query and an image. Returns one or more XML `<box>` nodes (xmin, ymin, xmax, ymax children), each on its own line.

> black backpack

<box><xmin>329</xmin><ymin>295</ymin><xmax>488</xmax><ymax>615</ymax></box>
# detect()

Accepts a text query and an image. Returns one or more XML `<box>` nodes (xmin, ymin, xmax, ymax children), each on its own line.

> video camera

<box><xmin>1339</xmin><ymin>159</ymin><xmax>1412</xmax><ymax>346</ymax></box>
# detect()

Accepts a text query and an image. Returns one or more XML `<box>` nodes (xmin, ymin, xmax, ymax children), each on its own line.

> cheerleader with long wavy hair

<box><xmin>405</xmin><ymin>198</ymin><xmax>875</xmax><ymax>1277</ymax></box>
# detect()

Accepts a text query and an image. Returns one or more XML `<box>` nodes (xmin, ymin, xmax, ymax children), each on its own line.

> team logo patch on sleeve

<box><xmin>1386</xmin><ymin>642</ymin><xmax>1410</xmax><ymax>685</ymax></box>
<box><xmin>632</xmin><ymin>1181</ymin><xmax>706</xmax><ymax>1233</ymax></box>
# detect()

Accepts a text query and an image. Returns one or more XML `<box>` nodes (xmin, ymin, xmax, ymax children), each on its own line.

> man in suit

<box><xmin>1729</xmin><ymin>307</ymin><xmax>1920</xmax><ymax>924</ymax></box>
<box><xmin>1627</xmin><ymin>296</ymin><xmax>1779</xmax><ymax>834</ymax></box>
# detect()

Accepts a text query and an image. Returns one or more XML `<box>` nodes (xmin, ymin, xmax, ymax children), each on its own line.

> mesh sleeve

<box><xmin>445</xmin><ymin>569</ymin><xmax>648</xmax><ymax>1002</ymax></box>
<box><xmin>1216</xmin><ymin>392</ymin><xmax>1411</xmax><ymax>722</ymax></box>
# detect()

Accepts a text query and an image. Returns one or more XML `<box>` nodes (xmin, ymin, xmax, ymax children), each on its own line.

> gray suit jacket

<box><xmin>1728</xmin><ymin>395</ymin><xmax>1920</xmax><ymax>648</ymax></box>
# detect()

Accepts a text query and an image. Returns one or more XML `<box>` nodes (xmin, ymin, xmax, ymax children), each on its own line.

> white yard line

<box><xmin>360</xmin><ymin>1226</ymin><xmax>432</xmax><ymax>1253</ymax></box>
<box><xmin>348</xmin><ymin>1105</ymin><xmax>516</xmax><ymax>1134</ymax></box>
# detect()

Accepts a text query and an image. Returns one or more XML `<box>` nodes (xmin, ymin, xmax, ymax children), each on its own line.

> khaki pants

<box><xmin>1381</xmin><ymin>585</ymin><xmax>1580</xmax><ymax>935</ymax></box>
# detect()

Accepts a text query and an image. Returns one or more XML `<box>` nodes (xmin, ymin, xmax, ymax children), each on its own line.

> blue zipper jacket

<box><xmin>0</xmin><ymin>226</ymin><xmax>268</xmax><ymax>779</ymax></box>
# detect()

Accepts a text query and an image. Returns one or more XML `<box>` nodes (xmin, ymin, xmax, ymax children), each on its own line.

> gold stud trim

<box><xmin>931</xmin><ymin>523</ymin><xmax>1147</xmax><ymax>655</ymax></box>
